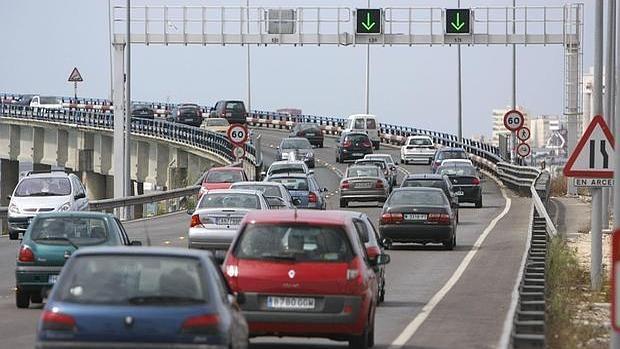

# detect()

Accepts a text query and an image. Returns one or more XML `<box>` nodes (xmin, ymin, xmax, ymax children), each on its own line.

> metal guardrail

<box><xmin>89</xmin><ymin>185</ymin><xmax>200</xmax><ymax>212</ymax></box>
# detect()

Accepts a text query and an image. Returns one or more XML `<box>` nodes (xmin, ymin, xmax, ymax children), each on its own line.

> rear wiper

<box><xmin>127</xmin><ymin>296</ymin><xmax>204</xmax><ymax>305</ymax></box>
<box><xmin>260</xmin><ymin>253</ymin><xmax>297</xmax><ymax>261</ymax></box>
<box><xmin>34</xmin><ymin>236</ymin><xmax>79</xmax><ymax>250</ymax></box>
<box><xmin>28</xmin><ymin>192</ymin><xmax>58</xmax><ymax>197</ymax></box>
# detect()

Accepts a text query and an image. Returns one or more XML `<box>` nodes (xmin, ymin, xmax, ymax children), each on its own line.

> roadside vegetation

<box><xmin>547</xmin><ymin>238</ymin><xmax>610</xmax><ymax>348</ymax></box>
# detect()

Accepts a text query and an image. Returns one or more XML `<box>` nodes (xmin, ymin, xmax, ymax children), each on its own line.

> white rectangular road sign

<box><xmin>574</xmin><ymin>178</ymin><xmax>615</xmax><ymax>187</ymax></box>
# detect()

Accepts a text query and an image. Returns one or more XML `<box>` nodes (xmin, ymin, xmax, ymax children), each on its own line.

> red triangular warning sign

<box><xmin>563</xmin><ymin>115</ymin><xmax>615</xmax><ymax>178</ymax></box>
<box><xmin>67</xmin><ymin>67</ymin><xmax>83</xmax><ymax>82</ymax></box>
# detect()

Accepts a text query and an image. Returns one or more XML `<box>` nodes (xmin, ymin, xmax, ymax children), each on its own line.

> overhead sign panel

<box><xmin>356</xmin><ymin>9</ymin><xmax>382</xmax><ymax>35</ymax></box>
<box><xmin>445</xmin><ymin>9</ymin><xmax>472</xmax><ymax>35</ymax></box>
<box><xmin>563</xmin><ymin>115</ymin><xmax>615</xmax><ymax>178</ymax></box>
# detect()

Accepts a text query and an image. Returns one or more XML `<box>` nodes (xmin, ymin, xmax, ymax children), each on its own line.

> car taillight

<box><xmin>190</xmin><ymin>215</ymin><xmax>203</xmax><ymax>228</ymax></box>
<box><xmin>381</xmin><ymin>213</ymin><xmax>403</xmax><ymax>224</ymax></box>
<box><xmin>428</xmin><ymin>213</ymin><xmax>451</xmax><ymax>225</ymax></box>
<box><xmin>346</xmin><ymin>269</ymin><xmax>360</xmax><ymax>280</ymax></box>
<box><xmin>18</xmin><ymin>245</ymin><xmax>34</xmax><ymax>262</ymax></box>
<box><xmin>181</xmin><ymin>314</ymin><xmax>219</xmax><ymax>334</ymax></box>
<box><xmin>435</xmin><ymin>161</ymin><xmax>442</xmax><ymax>166</ymax></box>
<box><xmin>297</xmin><ymin>132</ymin><xmax>304</xmax><ymax>137</ymax></box>
<box><xmin>362</xmin><ymin>140</ymin><xmax>372</xmax><ymax>148</ymax></box>
<box><xmin>343</xmin><ymin>140</ymin><xmax>352</xmax><ymax>147</ymax></box>
<box><xmin>309</xmin><ymin>192</ymin><xmax>318</xmax><ymax>203</ymax></box>
<box><xmin>375</xmin><ymin>180</ymin><xmax>384</xmax><ymax>189</ymax></box>
<box><xmin>341</xmin><ymin>180</ymin><xmax>350</xmax><ymax>189</ymax></box>
<box><xmin>41</xmin><ymin>310</ymin><xmax>76</xmax><ymax>331</ymax></box>
<box><xmin>472</xmin><ymin>177</ymin><xmax>480</xmax><ymax>185</ymax></box>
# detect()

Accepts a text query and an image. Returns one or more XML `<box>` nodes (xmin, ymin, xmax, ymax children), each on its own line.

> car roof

<box><xmin>270</xmin><ymin>160</ymin><xmax>306</xmax><ymax>166</ymax></box>
<box><xmin>407</xmin><ymin>135</ymin><xmax>433</xmax><ymax>139</ymax></box>
<box><xmin>356</xmin><ymin>158</ymin><xmax>387</xmax><ymax>163</ymax></box>
<box><xmin>438</xmin><ymin>147</ymin><xmax>466</xmax><ymax>152</ymax></box>
<box><xmin>282</xmin><ymin>137</ymin><xmax>310</xmax><ymax>142</ymax></box>
<box><xmin>71</xmin><ymin>246</ymin><xmax>211</xmax><ymax>259</ymax></box>
<box><xmin>244</xmin><ymin>209</ymin><xmax>352</xmax><ymax>225</ymax></box>
<box><xmin>232</xmin><ymin>181</ymin><xmax>282</xmax><ymax>188</ymax></box>
<box><xmin>208</xmin><ymin>167</ymin><xmax>244</xmax><ymax>172</ymax></box>
<box><xmin>343</xmin><ymin>132</ymin><xmax>370</xmax><ymax>136</ymax></box>
<box><xmin>349</xmin><ymin>165</ymin><xmax>380</xmax><ymax>170</ymax></box>
<box><xmin>348</xmin><ymin>114</ymin><xmax>376</xmax><ymax>118</ymax></box>
<box><xmin>34</xmin><ymin>211</ymin><xmax>115</xmax><ymax>219</ymax></box>
<box><xmin>24</xmin><ymin>171</ymin><xmax>71</xmax><ymax>179</ymax></box>
<box><xmin>392</xmin><ymin>187</ymin><xmax>445</xmax><ymax>194</ymax></box>
<box><xmin>404</xmin><ymin>174</ymin><xmax>445</xmax><ymax>180</ymax></box>
<box><xmin>203</xmin><ymin>189</ymin><xmax>262</xmax><ymax>195</ymax></box>
<box><xmin>268</xmin><ymin>173</ymin><xmax>310</xmax><ymax>179</ymax></box>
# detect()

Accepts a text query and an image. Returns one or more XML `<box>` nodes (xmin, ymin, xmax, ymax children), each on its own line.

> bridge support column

<box><xmin>0</xmin><ymin>159</ymin><xmax>19</xmax><ymax>234</ymax></box>
<box><xmin>112</xmin><ymin>43</ymin><xmax>126</xmax><ymax>199</ymax></box>
<box><xmin>131</xmin><ymin>181</ymin><xmax>144</xmax><ymax>219</ymax></box>
<box><xmin>146</xmin><ymin>143</ymin><xmax>169</xmax><ymax>190</ymax></box>
<box><xmin>167</xmin><ymin>149</ymin><xmax>189</xmax><ymax>189</ymax></box>
<box><xmin>82</xmin><ymin>172</ymin><xmax>108</xmax><ymax>200</ymax></box>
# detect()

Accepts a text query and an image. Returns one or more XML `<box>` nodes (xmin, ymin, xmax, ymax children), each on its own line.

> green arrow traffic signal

<box><xmin>361</xmin><ymin>12</ymin><xmax>376</xmax><ymax>31</ymax></box>
<box><xmin>451</xmin><ymin>12</ymin><xmax>465</xmax><ymax>31</ymax></box>
<box><xmin>445</xmin><ymin>9</ymin><xmax>471</xmax><ymax>34</ymax></box>
<box><xmin>356</xmin><ymin>9</ymin><xmax>382</xmax><ymax>34</ymax></box>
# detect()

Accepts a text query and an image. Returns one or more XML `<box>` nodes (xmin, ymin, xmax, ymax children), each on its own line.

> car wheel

<box><xmin>9</xmin><ymin>231</ymin><xmax>19</xmax><ymax>240</ymax></box>
<box><xmin>320</xmin><ymin>142</ymin><xmax>324</xmax><ymax>148</ymax></box>
<box><xmin>379</xmin><ymin>280</ymin><xmax>386</xmax><ymax>303</ymax></box>
<box><xmin>400</xmin><ymin>158</ymin><xmax>404</xmax><ymax>164</ymax></box>
<box><xmin>374</xmin><ymin>143</ymin><xmax>380</xmax><ymax>150</ymax></box>
<box><xmin>349</xmin><ymin>326</ymin><xmax>369</xmax><ymax>349</ymax></box>
<box><xmin>444</xmin><ymin>234</ymin><xmax>456</xmax><ymax>250</ymax></box>
<box><xmin>475</xmin><ymin>197</ymin><xmax>483</xmax><ymax>208</ymax></box>
<box><xmin>340</xmin><ymin>199</ymin><xmax>347</xmax><ymax>208</ymax></box>
<box><xmin>31</xmin><ymin>293</ymin><xmax>43</xmax><ymax>304</ymax></box>
<box><xmin>15</xmin><ymin>287</ymin><xmax>30</xmax><ymax>309</ymax></box>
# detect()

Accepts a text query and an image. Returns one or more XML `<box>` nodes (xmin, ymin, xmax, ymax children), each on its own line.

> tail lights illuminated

<box><xmin>362</xmin><ymin>140</ymin><xmax>372</xmax><ymax>148</ymax></box>
<box><xmin>18</xmin><ymin>245</ymin><xmax>34</xmax><ymax>262</ymax></box>
<box><xmin>308</xmin><ymin>192</ymin><xmax>318</xmax><ymax>203</ymax></box>
<box><xmin>341</xmin><ymin>180</ymin><xmax>350</xmax><ymax>189</ymax></box>
<box><xmin>375</xmin><ymin>180</ymin><xmax>384</xmax><ymax>189</ymax></box>
<box><xmin>190</xmin><ymin>215</ymin><xmax>203</xmax><ymax>228</ymax></box>
<box><xmin>181</xmin><ymin>314</ymin><xmax>220</xmax><ymax>334</ymax></box>
<box><xmin>428</xmin><ymin>213</ymin><xmax>451</xmax><ymax>225</ymax></box>
<box><xmin>343</xmin><ymin>139</ymin><xmax>352</xmax><ymax>148</ymax></box>
<box><xmin>381</xmin><ymin>213</ymin><xmax>403</xmax><ymax>225</ymax></box>
<box><xmin>41</xmin><ymin>310</ymin><xmax>76</xmax><ymax>331</ymax></box>
<box><xmin>472</xmin><ymin>177</ymin><xmax>481</xmax><ymax>185</ymax></box>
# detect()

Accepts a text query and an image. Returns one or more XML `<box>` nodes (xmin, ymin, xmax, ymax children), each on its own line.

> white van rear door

<box><xmin>365</xmin><ymin>117</ymin><xmax>380</xmax><ymax>142</ymax></box>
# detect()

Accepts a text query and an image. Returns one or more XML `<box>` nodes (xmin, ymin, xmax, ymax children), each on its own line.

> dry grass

<box><xmin>547</xmin><ymin>238</ymin><xmax>610</xmax><ymax>348</ymax></box>
<box><xmin>550</xmin><ymin>175</ymin><xmax>567</xmax><ymax>197</ymax></box>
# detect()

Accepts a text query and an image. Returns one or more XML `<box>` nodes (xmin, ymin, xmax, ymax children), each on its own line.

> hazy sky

<box><xmin>0</xmin><ymin>1</ymin><xmax>598</xmax><ymax>138</ymax></box>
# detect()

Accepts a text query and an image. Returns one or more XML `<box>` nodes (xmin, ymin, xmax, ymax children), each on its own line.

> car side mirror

<box><xmin>6</xmin><ymin>195</ymin><xmax>11</xmax><ymax>200</ymax></box>
<box><xmin>130</xmin><ymin>240</ymin><xmax>142</xmax><ymax>246</ymax></box>
<box><xmin>309</xmin><ymin>170</ymin><xmax>315</xmax><ymax>174</ymax></box>
<box><xmin>292</xmin><ymin>198</ymin><xmax>302</xmax><ymax>206</ymax></box>
<box><xmin>186</xmin><ymin>208</ymin><xmax>194</xmax><ymax>215</ymax></box>
<box><xmin>74</xmin><ymin>192</ymin><xmax>86</xmax><ymax>200</ymax></box>
<box><xmin>373</xmin><ymin>253</ymin><xmax>391</xmax><ymax>266</ymax></box>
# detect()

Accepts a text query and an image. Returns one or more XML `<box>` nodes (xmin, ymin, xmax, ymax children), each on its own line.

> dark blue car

<box><xmin>37</xmin><ymin>247</ymin><xmax>248</xmax><ymax>349</ymax></box>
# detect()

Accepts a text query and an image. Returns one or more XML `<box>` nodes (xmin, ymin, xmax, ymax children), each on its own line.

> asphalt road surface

<box><xmin>0</xmin><ymin>127</ymin><xmax>530</xmax><ymax>349</ymax></box>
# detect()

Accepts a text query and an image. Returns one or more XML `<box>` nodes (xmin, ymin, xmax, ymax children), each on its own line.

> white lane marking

<box><xmin>389</xmin><ymin>172</ymin><xmax>512</xmax><ymax>348</ymax></box>
<box><xmin>397</xmin><ymin>166</ymin><xmax>411</xmax><ymax>176</ymax></box>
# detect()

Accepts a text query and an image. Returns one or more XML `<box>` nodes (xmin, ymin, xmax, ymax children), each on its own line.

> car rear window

<box><xmin>438</xmin><ymin>166</ymin><xmax>478</xmax><ymax>177</ymax></box>
<box><xmin>366</xmin><ymin>118</ymin><xmax>377</xmax><ymax>129</ymax></box>
<box><xmin>234</xmin><ymin>224</ymin><xmax>353</xmax><ymax>262</ymax></box>
<box><xmin>353</xmin><ymin>118</ymin><xmax>365</xmax><ymax>129</ymax></box>
<box><xmin>438</xmin><ymin>150</ymin><xmax>467</xmax><ymax>160</ymax></box>
<box><xmin>270</xmin><ymin>177</ymin><xmax>309</xmax><ymax>191</ymax></box>
<box><xmin>366</xmin><ymin>155</ymin><xmax>393</xmax><ymax>164</ymax></box>
<box><xmin>225</xmin><ymin>101</ymin><xmax>246</xmax><ymax>111</ymax></box>
<box><xmin>402</xmin><ymin>179</ymin><xmax>446</xmax><ymax>190</ymax></box>
<box><xmin>356</xmin><ymin>160</ymin><xmax>386</xmax><ymax>169</ymax></box>
<box><xmin>347</xmin><ymin>167</ymin><xmax>380</xmax><ymax>178</ymax></box>
<box><xmin>14</xmin><ymin>177</ymin><xmax>71</xmax><ymax>197</ymax></box>
<box><xmin>198</xmin><ymin>193</ymin><xmax>260</xmax><ymax>209</ymax></box>
<box><xmin>205</xmin><ymin>170</ymin><xmax>243</xmax><ymax>183</ymax></box>
<box><xmin>31</xmin><ymin>217</ymin><xmax>109</xmax><ymax>246</ymax></box>
<box><xmin>389</xmin><ymin>190</ymin><xmax>447</xmax><ymax>206</ymax></box>
<box><xmin>56</xmin><ymin>255</ymin><xmax>207</xmax><ymax>305</ymax></box>
<box><xmin>40</xmin><ymin>97</ymin><xmax>60</xmax><ymax>104</ymax></box>
<box><xmin>268</xmin><ymin>164</ymin><xmax>306</xmax><ymax>175</ymax></box>
<box><xmin>345</xmin><ymin>134</ymin><xmax>369</xmax><ymax>143</ymax></box>
<box><xmin>205</xmin><ymin>119</ymin><xmax>229</xmax><ymax>126</ymax></box>
<box><xmin>281</xmin><ymin>138</ymin><xmax>312</xmax><ymax>149</ymax></box>
<box><xmin>408</xmin><ymin>138</ymin><xmax>433</xmax><ymax>146</ymax></box>
<box><xmin>233</xmin><ymin>185</ymin><xmax>281</xmax><ymax>198</ymax></box>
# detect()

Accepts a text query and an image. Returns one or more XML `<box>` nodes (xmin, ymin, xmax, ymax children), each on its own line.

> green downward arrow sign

<box><xmin>362</xmin><ymin>12</ymin><xmax>376</xmax><ymax>31</ymax></box>
<box><xmin>451</xmin><ymin>12</ymin><xmax>465</xmax><ymax>31</ymax></box>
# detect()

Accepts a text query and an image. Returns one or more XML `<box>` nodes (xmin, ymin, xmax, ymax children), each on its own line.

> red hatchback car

<box><xmin>223</xmin><ymin>210</ymin><xmax>390</xmax><ymax>349</ymax></box>
<box><xmin>200</xmin><ymin>167</ymin><xmax>248</xmax><ymax>195</ymax></box>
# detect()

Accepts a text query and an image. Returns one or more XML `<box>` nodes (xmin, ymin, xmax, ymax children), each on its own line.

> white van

<box><xmin>343</xmin><ymin>114</ymin><xmax>381</xmax><ymax>150</ymax></box>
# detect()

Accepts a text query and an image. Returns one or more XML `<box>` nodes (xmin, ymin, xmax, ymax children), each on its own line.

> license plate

<box><xmin>185</xmin><ymin>118</ymin><xmax>194</xmax><ymax>122</ymax></box>
<box><xmin>355</xmin><ymin>182</ymin><xmax>373</xmax><ymax>189</ymax></box>
<box><xmin>267</xmin><ymin>296</ymin><xmax>315</xmax><ymax>310</ymax></box>
<box><xmin>48</xmin><ymin>275</ymin><xmax>58</xmax><ymax>284</ymax></box>
<box><xmin>455</xmin><ymin>191</ymin><xmax>464</xmax><ymax>196</ymax></box>
<box><xmin>306</xmin><ymin>133</ymin><xmax>315</xmax><ymax>136</ymax></box>
<box><xmin>404</xmin><ymin>214</ymin><xmax>427</xmax><ymax>221</ymax></box>
<box><xmin>218</xmin><ymin>217</ymin><xmax>240</xmax><ymax>225</ymax></box>
<box><xmin>352</xmin><ymin>153</ymin><xmax>363</xmax><ymax>157</ymax></box>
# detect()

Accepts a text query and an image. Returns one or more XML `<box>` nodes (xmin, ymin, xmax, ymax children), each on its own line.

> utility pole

<box><xmin>364</xmin><ymin>0</ymin><xmax>371</xmax><ymax>114</ymax></box>
<box><xmin>456</xmin><ymin>0</ymin><xmax>463</xmax><ymax>143</ymax></box>
<box><xmin>511</xmin><ymin>0</ymin><xmax>517</xmax><ymax>163</ymax></box>
<box><xmin>603</xmin><ymin>0</ymin><xmax>616</xmax><ymax>229</ymax></box>
<box><xmin>611</xmin><ymin>0</ymin><xmax>620</xmax><ymax>346</ymax></box>
<box><xmin>125</xmin><ymin>0</ymin><xmax>132</xmax><ymax>199</ymax></box>
<box><xmin>246</xmin><ymin>0</ymin><xmax>251</xmax><ymax>111</ymax></box>
<box><xmin>108</xmin><ymin>0</ymin><xmax>114</xmax><ymax>101</ymax></box>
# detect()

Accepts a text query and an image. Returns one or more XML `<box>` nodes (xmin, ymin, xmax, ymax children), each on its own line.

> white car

<box><xmin>400</xmin><ymin>136</ymin><xmax>436</xmax><ymax>164</ymax></box>
<box><xmin>263</xmin><ymin>160</ymin><xmax>311</xmax><ymax>178</ymax></box>
<box><xmin>7</xmin><ymin>170</ymin><xmax>89</xmax><ymax>240</ymax></box>
<box><xmin>201</xmin><ymin>117</ymin><xmax>229</xmax><ymax>133</ymax></box>
<box><xmin>29</xmin><ymin>96</ymin><xmax>63</xmax><ymax>110</ymax></box>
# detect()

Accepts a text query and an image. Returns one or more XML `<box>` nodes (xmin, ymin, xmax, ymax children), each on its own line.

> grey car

<box><xmin>354</xmin><ymin>158</ymin><xmax>395</xmax><ymax>189</ymax></box>
<box><xmin>230</xmin><ymin>181</ymin><xmax>299</xmax><ymax>208</ymax></box>
<box><xmin>276</xmin><ymin>137</ymin><xmax>315</xmax><ymax>168</ymax></box>
<box><xmin>364</xmin><ymin>154</ymin><xmax>398</xmax><ymax>186</ymax></box>
<box><xmin>339</xmin><ymin>165</ymin><xmax>389</xmax><ymax>208</ymax></box>
<box><xmin>187</xmin><ymin>189</ymin><xmax>269</xmax><ymax>259</ymax></box>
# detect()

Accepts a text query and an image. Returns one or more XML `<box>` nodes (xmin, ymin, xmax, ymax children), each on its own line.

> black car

<box><xmin>290</xmin><ymin>123</ymin><xmax>324</xmax><ymax>148</ymax></box>
<box><xmin>168</xmin><ymin>103</ymin><xmax>203</xmax><ymax>127</ymax></box>
<box><xmin>210</xmin><ymin>100</ymin><xmax>247</xmax><ymax>125</ymax></box>
<box><xmin>379</xmin><ymin>187</ymin><xmax>457</xmax><ymax>250</ymax></box>
<box><xmin>335</xmin><ymin>132</ymin><xmax>373</xmax><ymax>163</ymax></box>
<box><xmin>400</xmin><ymin>173</ymin><xmax>460</xmax><ymax>222</ymax></box>
<box><xmin>436</xmin><ymin>163</ymin><xmax>482</xmax><ymax>208</ymax></box>
<box><xmin>131</xmin><ymin>103</ymin><xmax>155</xmax><ymax>119</ymax></box>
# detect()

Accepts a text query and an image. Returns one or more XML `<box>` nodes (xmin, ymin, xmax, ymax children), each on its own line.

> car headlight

<box><xmin>305</xmin><ymin>152</ymin><xmax>314</xmax><ymax>158</ymax></box>
<box><xmin>58</xmin><ymin>202</ymin><xmax>72</xmax><ymax>211</ymax></box>
<box><xmin>8</xmin><ymin>203</ymin><xmax>20</xmax><ymax>215</ymax></box>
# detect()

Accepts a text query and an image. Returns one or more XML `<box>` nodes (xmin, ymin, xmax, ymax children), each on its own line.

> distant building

<box><xmin>491</xmin><ymin>106</ymin><xmax>529</xmax><ymax>147</ymax></box>
<box><xmin>530</xmin><ymin>115</ymin><xmax>560</xmax><ymax>149</ymax></box>
<box><xmin>277</xmin><ymin>108</ymin><xmax>302</xmax><ymax>116</ymax></box>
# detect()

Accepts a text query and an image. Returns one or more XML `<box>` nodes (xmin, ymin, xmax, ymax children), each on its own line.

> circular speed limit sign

<box><xmin>232</xmin><ymin>146</ymin><xmax>245</xmax><ymax>159</ymax></box>
<box><xmin>503</xmin><ymin>110</ymin><xmax>525</xmax><ymax>131</ymax></box>
<box><xmin>516</xmin><ymin>126</ymin><xmax>531</xmax><ymax>142</ymax></box>
<box><xmin>227</xmin><ymin>124</ymin><xmax>249</xmax><ymax>145</ymax></box>
<box><xmin>516</xmin><ymin>142</ymin><xmax>531</xmax><ymax>158</ymax></box>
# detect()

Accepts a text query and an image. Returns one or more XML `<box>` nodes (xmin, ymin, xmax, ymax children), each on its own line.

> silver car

<box><xmin>339</xmin><ymin>165</ymin><xmax>389</xmax><ymax>208</ymax></box>
<box><xmin>230</xmin><ymin>181</ymin><xmax>299</xmax><ymax>208</ymax></box>
<box><xmin>8</xmin><ymin>170</ymin><xmax>89</xmax><ymax>240</ymax></box>
<box><xmin>187</xmin><ymin>189</ymin><xmax>269</xmax><ymax>258</ymax></box>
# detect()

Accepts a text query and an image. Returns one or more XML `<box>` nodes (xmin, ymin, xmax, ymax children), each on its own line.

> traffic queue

<box><xmin>10</xmin><ymin>121</ymin><xmax>484</xmax><ymax>349</ymax></box>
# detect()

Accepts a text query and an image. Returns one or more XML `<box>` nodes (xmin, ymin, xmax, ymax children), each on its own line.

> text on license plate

<box><xmin>267</xmin><ymin>296</ymin><xmax>315</xmax><ymax>310</ymax></box>
<box><xmin>218</xmin><ymin>217</ymin><xmax>241</xmax><ymax>225</ymax></box>
<box><xmin>355</xmin><ymin>182</ymin><xmax>373</xmax><ymax>189</ymax></box>
<box><xmin>404</xmin><ymin>214</ymin><xmax>427</xmax><ymax>221</ymax></box>
<box><xmin>48</xmin><ymin>275</ymin><xmax>58</xmax><ymax>284</ymax></box>
<box><xmin>306</xmin><ymin>133</ymin><xmax>315</xmax><ymax>136</ymax></box>
<box><xmin>455</xmin><ymin>191</ymin><xmax>464</xmax><ymax>196</ymax></box>
<box><xmin>352</xmin><ymin>153</ymin><xmax>364</xmax><ymax>157</ymax></box>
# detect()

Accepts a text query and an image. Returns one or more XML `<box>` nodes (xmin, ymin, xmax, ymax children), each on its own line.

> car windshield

<box><xmin>198</xmin><ymin>193</ymin><xmax>260</xmax><ymax>209</ymax></box>
<box><xmin>409</xmin><ymin>138</ymin><xmax>433</xmax><ymax>146</ymax></box>
<box><xmin>268</xmin><ymin>164</ymin><xmax>306</xmax><ymax>175</ymax></box>
<box><xmin>56</xmin><ymin>255</ymin><xmax>207</xmax><ymax>305</ymax></box>
<box><xmin>205</xmin><ymin>119</ymin><xmax>229</xmax><ymax>126</ymax></box>
<box><xmin>438</xmin><ymin>150</ymin><xmax>467</xmax><ymax>160</ymax></box>
<box><xmin>205</xmin><ymin>170</ymin><xmax>243</xmax><ymax>183</ymax></box>
<box><xmin>438</xmin><ymin>166</ymin><xmax>478</xmax><ymax>177</ymax></box>
<box><xmin>299</xmin><ymin>124</ymin><xmax>320</xmax><ymax>132</ymax></box>
<box><xmin>402</xmin><ymin>179</ymin><xmax>446</xmax><ymax>190</ymax></box>
<box><xmin>14</xmin><ymin>177</ymin><xmax>71</xmax><ymax>197</ymax></box>
<box><xmin>389</xmin><ymin>190</ymin><xmax>447</xmax><ymax>206</ymax></box>
<box><xmin>270</xmin><ymin>177</ymin><xmax>309</xmax><ymax>191</ymax></box>
<box><xmin>235</xmin><ymin>224</ymin><xmax>353</xmax><ymax>262</ymax></box>
<box><xmin>30</xmin><ymin>217</ymin><xmax>109</xmax><ymax>246</ymax></box>
<box><xmin>40</xmin><ymin>97</ymin><xmax>59</xmax><ymax>104</ymax></box>
<box><xmin>347</xmin><ymin>167</ymin><xmax>380</xmax><ymax>178</ymax></box>
<box><xmin>281</xmin><ymin>139</ymin><xmax>311</xmax><ymax>149</ymax></box>
<box><xmin>233</xmin><ymin>185</ymin><xmax>281</xmax><ymax>198</ymax></box>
